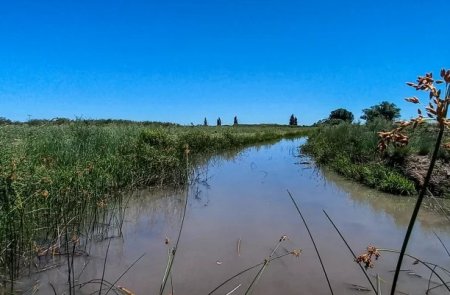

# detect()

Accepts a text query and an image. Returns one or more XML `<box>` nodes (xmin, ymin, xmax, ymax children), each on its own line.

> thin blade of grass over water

<box><xmin>376</xmin><ymin>248</ymin><xmax>450</xmax><ymax>293</ymax></box>
<box><xmin>160</xmin><ymin>149</ymin><xmax>190</xmax><ymax>295</ymax></box>
<box><xmin>104</xmin><ymin>253</ymin><xmax>146</xmax><ymax>295</ymax></box>
<box><xmin>376</xmin><ymin>274</ymin><xmax>381</xmax><ymax>295</ymax></box>
<box><xmin>323</xmin><ymin>210</ymin><xmax>377</xmax><ymax>294</ymax></box>
<box><xmin>390</xmin><ymin>125</ymin><xmax>445</xmax><ymax>294</ymax></box>
<box><xmin>287</xmin><ymin>190</ymin><xmax>334</xmax><ymax>295</ymax></box>
<box><xmin>434</xmin><ymin>231</ymin><xmax>450</xmax><ymax>257</ymax></box>
<box><xmin>243</xmin><ymin>236</ymin><xmax>288</xmax><ymax>295</ymax></box>
<box><xmin>99</xmin><ymin>238</ymin><xmax>112</xmax><ymax>295</ymax></box>
<box><xmin>208</xmin><ymin>252</ymin><xmax>292</xmax><ymax>295</ymax></box>
<box><xmin>225</xmin><ymin>283</ymin><xmax>241</xmax><ymax>295</ymax></box>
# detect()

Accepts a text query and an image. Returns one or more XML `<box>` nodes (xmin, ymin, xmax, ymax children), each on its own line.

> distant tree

<box><xmin>233</xmin><ymin>116</ymin><xmax>238</xmax><ymax>126</ymax></box>
<box><xmin>289</xmin><ymin>114</ymin><xmax>298</xmax><ymax>126</ymax></box>
<box><xmin>289</xmin><ymin>114</ymin><xmax>295</xmax><ymax>126</ymax></box>
<box><xmin>204</xmin><ymin>117</ymin><xmax>208</xmax><ymax>126</ymax></box>
<box><xmin>52</xmin><ymin>117</ymin><xmax>71</xmax><ymax>125</ymax></box>
<box><xmin>0</xmin><ymin>117</ymin><xmax>12</xmax><ymax>125</ymax></box>
<box><xmin>217</xmin><ymin>117</ymin><xmax>222</xmax><ymax>126</ymax></box>
<box><xmin>329</xmin><ymin>108</ymin><xmax>354</xmax><ymax>122</ymax></box>
<box><xmin>361</xmin><ymin>101</ymin><xmax>401</xmax><ymax>122</ymax></box>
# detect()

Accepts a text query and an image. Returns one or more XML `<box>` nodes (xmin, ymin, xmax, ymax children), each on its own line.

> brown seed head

<box><xmin>290</xmin><ymin>249</ymin><xmax>302</xmax><ymax>258</ymax></box>
<box><xmin>405</xmin><ymin>96</ymin><xmax>420</xmax><ymax>104</ymax></box>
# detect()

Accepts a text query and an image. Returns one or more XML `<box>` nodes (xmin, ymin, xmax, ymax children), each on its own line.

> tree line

<box><xmin>315</xmin><ymin>101</ymin><xmax>401</xmax><ymax>125</ymax></box>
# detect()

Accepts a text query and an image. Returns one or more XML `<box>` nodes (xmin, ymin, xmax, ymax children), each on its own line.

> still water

<box><xmin>23</xmin><ymin>138</ymin><xmax>450</xmax><ymax>294</ymax></box>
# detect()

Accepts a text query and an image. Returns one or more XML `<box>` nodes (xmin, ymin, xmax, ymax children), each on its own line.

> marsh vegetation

<box><xmin>0</xmin><ymin>123</ymin><xmax>309</xmax><ymax>292</ymax></box>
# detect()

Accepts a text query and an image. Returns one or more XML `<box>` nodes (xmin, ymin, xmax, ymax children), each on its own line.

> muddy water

<box><xmin>23</xmin><ymin>138</ymin><xmax>450</xmax><ymax>294</ymax></box>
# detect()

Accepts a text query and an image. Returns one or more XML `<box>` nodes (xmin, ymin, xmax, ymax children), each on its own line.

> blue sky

<box><xmin>0</xmin><ymin>0</ymin><xmax>449</xmax><ymax>125</ymax></box>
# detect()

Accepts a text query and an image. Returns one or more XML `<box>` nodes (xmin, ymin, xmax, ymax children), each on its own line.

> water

<box><xmin>20</xmin><ymin>138</ymin><xmax>450</xmax><ymax>294</ymax></box>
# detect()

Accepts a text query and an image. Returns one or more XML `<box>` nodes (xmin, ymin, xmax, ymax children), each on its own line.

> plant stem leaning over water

<box><xmin>287</xmin><ymin>190</ymin><xmax>334</xmax><ymax>295</ymax></box>
<box><xmin>323</xmin><ymin>210</ymin><xmax>377</xmax><ymax>294</ymax></box>
<box><xmin>243</xmin><ymin>235</ymin><xmax>289</xmax><ymax>295</ymax></box>
<box><xmin>159</xmin><ymin>144</ymin><xmax>190</xmax><ymax>295</ymax></box>
<box><xmin>377</xmin><ymin>69</ymin><xmax>450</xmax><ymax>295</ymax></box>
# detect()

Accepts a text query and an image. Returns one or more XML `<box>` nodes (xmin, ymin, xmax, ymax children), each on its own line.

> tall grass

<box><xmin>0</xmin><ymin>122</ymin><xmax>309</xmax><ymax>290</ymax></box>
<box><xmin>302</xmin><ymin>120</ymin><xmax>417</xmax><ymax>195</ymax></box>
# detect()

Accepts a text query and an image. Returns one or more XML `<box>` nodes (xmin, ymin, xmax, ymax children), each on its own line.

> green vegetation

<box><xmin>309</xmin><ymin>124</ymin><xmax>444</xmax><ymax>195</ymax></box>
<box><xmin>328</xmin><ymin>108</ymin><xmax>354</xmax><ymax>123</ymax></box>
<box><xmin>313</xmin><ymin>108</ymin><xmax>354</xmax><ymax>126</ymax></box>
<box><xmin>361</xmin><ymin>101</ymin><xmax>401</xmax><ymax>122</ymax></box>
<box><xmin>0</xmin><ymin>122</ymin><xmax>309</xmax><ymax>287</ymax></box>
<box><xmin>302</xmin><ymin>120</ymin><xmax>417</xmax><ymax>195</ymax></box>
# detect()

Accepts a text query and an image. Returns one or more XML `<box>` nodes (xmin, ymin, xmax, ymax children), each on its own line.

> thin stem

<box><xmin>390</xmin><ymin>84</ymin><xmax>449</xmax><ymax>295</ymax></box>
<box><xmin>427</xmin><ymin>265</ymin><xmax>437</xmax><ymax>294</ymax></box>
<box><xmin>244</xmin><ymin>261</ymin><xmax>267</xmax><ymax>295</ymax></box>
<box><xmin>287</xmin><ymin>190</ymin><xmax>334</xmax><ymax>294</ymax></box>
<box><xmin>208</xmin><ymin>252</ymin><xmax>290</xmax><ymax>294</ymax></box>
<box><xmin>323</xmin><ymin>210</ymin><xmax>377</xmax><ymax>294</ymax></box>
<box><xmin>376</xmin><ymin>274</ymin><xmax>381</xmax><ymax>295</ymax></box>
<box><xmin>99</xmin><ymin>238</ymin><xmax>112</xmax><ymax>295</ymax></box>
<box><xmin>427</xmin><ymin>281</ymin><xmax>450</xmax><ymax>293</ymax></box>
<box><xmin>244</xmin><ymin>237</ymin><xmax>287</xmax><ymax>295</ymax></box>
<box><xmin>378</xmin><ymin>248</ymin><xmax>450</xmax><ymax>293</ymax></box>
<box><xmin>104</xmin><ymin>253</ymin><xmax>146</xmax><ymax>295</ymax></box>
<box><xmin>160</xmin><ymin>153</ymin><xmax>190</xmax><ymax>295</ymax></box>
<box><xmin>434</xmin><ymin>231</ymin><xmax>450</xmax><ymax>257</ymax></box>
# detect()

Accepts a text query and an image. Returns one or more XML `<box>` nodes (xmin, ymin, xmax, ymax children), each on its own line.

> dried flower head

<box><xmin>356</xmin><ymin>245</ymin><xmax>380</xmax><ymax>269</ymax></box>
<box><xmin>377</xmin><ymin>129</ymin><xmax>409</xmax><ymax>151</ymax></box>
<box><xmin>379</xmin><ymin>69</ymin><xmax>450</xmax><ymax>151</ymax></box>
<box><xmin>405</xmin><ymin>97</ymin><xmax>420</xmax><ymax>104</ymax></box>
<box><xmin>290</xmin><ymin>249</ymin><xmax>302</xmax><ymax>258</ymax></box>
<box><xmin>279</xmin><ymin>235</ymin><xmax>288</xmax><ymax>242</ymax></box>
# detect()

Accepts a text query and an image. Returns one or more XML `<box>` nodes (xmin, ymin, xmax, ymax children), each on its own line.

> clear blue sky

<box><xmin>1</xmin><ymin>0</ymin><xmax>449</xmax><ymax>125</ymax></box>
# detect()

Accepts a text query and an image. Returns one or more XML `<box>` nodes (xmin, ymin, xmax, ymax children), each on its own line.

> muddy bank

<box><xmin>403</xmin><ymin>155</ymin><xmax>450</xmax><ymax>197</ymax></box>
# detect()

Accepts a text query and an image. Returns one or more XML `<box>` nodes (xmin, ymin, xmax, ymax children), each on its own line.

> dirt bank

<box><xmin>403</xmin><ymin>155</ymin><xmax>450</xmax><ymax>197</ymax></box>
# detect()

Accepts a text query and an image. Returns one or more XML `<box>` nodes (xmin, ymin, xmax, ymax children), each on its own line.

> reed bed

<box><xmin>0</xmin><ymin>122</ymin><xmax>309</xmax><ymax>291</ymax></box>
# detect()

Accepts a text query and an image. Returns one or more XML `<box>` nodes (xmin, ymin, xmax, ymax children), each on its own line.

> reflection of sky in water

<box><xmin>23</xmin><ymin>138</ymin><xmax>450</xmax><ymax>294</ymax></box>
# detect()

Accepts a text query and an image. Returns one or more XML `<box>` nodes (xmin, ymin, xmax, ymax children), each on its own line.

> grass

<box><xmin>302</xmin><ymin>120</ymin><xmax>419</xmax><ymax>195</ymax></box>
<box><xmin>303</xmin><ymin>116</ymin><xmax>450</xmax><ymax>197</ymax></box>
<box><xmin>0</xmin><ymin>121</ymin><xmax>310</xmax><ymax>289</ymax></box>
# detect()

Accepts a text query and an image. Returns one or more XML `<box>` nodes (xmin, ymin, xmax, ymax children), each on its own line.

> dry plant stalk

<box><xmin>376</xmin><ymin>69</ymin><xmax>450</xmax><ymax>295</ymax></box>
<box><xmin>355</xmin><ymin>245</ymin><xmax>381</xmax><ymax>270</ymax></box>
<box><xmin>378</xmin><ymin>69</ymin><xmax>450</xmax><ymax>151</ymax></box>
